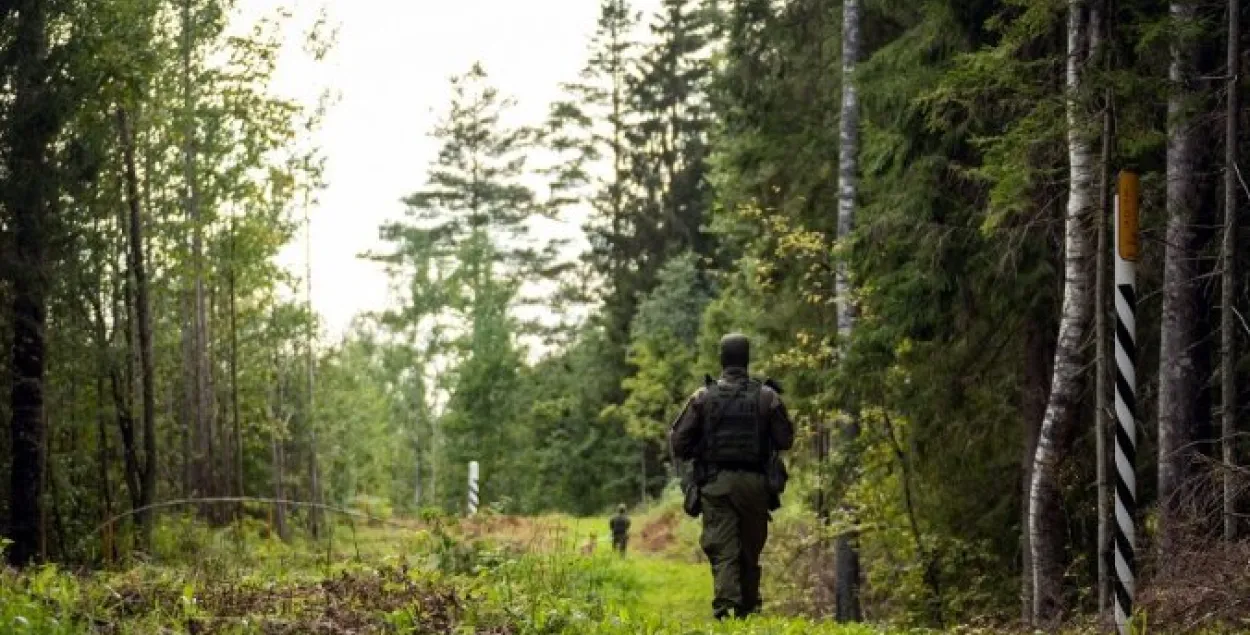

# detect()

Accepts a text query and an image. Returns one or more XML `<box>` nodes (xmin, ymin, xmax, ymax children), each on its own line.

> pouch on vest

<box><xmin>701</xmin><ymin>380</ymin><xmax>765</xmax><ymax>466</ymax></box>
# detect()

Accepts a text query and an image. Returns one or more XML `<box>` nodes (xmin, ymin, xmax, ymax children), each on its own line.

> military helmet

<box><xmin>719</xmin><ymin>333</ymin><xmax>750</xmax><ymax>369</ymax></box>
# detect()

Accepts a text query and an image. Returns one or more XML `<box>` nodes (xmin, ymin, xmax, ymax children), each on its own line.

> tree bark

<box><xmin>90</xmin><ymin>288</ymin><xmax>118</xmax><ymax>561</ymax></box>
<box><xmin>118</xmin><ymin>107</ymin><xmax>158</xmax><ymax>546</ymax></box>
<box><xmin>229</xmin><ymin>216</ymin><xmax>244</xmax><ymax>505</ymax></box>
<box><xmin>6</xmin><ymin>0</ymin><xmax>55</xmax><ymax>568</ymax></box>
<box><xmin>1159</xmin><ymin>0</ymin><xmax>1204</xmax><ymax>549</ymax></box>
<box><xmin>94</xmin><ymin>369</ymin><xmax>114</xmax><ymax>561</ymax></box>
<box><xmin>115</xmin><ymin>272</ymin><xmax>143</xmax><ymax>515</ymax></box>
<box><xmin>1021</xmin><ymin>320</ymin><xmax>1055</xmax><ymax>624</ymax></box>
<box><xmin>271</xmin><ymin>348</ymin><xmax>289</xmax><ymax>542</ymax></box>
<box><xmin>304</xmin><ymin>206</ymin><xmax>323</xmax><ymax>537</ymax></box>
<box><xmin>1091</xmin><ymin>0</ymin><xmax>1112</xmax><ymax>611</ymax></box>
<box><xmin>1029</xmin><ymin>0</ymin><xmax>1094</xmax><ymax>623</ymax></box>
<box><xmin>1222</xmin><ymin>0</ymin><xmax>1240</xmax><ymax>542</ymax></box>
<box><xmin>181</xmin><ymin>0</ymin><xmax>213</xmax><ymax>510</ymax></box>
<box><xmin>834</xmin><ymin>0</ymin><xmax>862</xmax><ymax>623</ymax></box>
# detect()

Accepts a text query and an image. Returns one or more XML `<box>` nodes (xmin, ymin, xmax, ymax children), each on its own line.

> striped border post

<box><xmin>467</xmin><ymin>461</ymin><xmax>480</xmax><ymax>515</ymax></box>
<box><xmin>1113</xmin><ymin>171</ymin><xmax>1139</xmax><ymax>635</ymax></box>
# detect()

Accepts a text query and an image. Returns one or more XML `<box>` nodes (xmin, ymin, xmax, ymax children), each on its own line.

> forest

<box><xmin>2</xmin><ymin>0</ymin><xmax>1250</xmax><ymax>632</ymax></box>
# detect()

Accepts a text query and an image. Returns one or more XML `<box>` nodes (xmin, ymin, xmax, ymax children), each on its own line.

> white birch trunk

<box><xmin>835</xmin><ymin>0</ymin><xmax>862</xmax><ymax>623</ymax></box>
<box><xmin>1028</xmin><ymin>0</ymin><xmax>1093</xmax><ymax>623</ymax></box>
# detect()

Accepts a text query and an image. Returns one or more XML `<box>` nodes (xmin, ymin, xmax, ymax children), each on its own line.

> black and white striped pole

<box><xmin>1113</xmin><ymin>171</ymin><xmax>1139</xmax><ymax>635</ymax></box>
<box><xmin>467</xmin><ymin>461</ymin><xmax>480</xmax><ymax>515</ymax></box>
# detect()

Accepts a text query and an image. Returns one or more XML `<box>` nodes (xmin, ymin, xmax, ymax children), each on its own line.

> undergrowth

<box><xmin>2</xmin><ymin>512</ymin><xmax>1229</xmax><ymax>634</ymax></box>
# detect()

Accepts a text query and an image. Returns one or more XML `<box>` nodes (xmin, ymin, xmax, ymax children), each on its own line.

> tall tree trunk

<box><xmin>1029</xmin><ymin>0</ymin><xmax>1094</xmax><ymax>623</ymax></box>
<box><xmin>94</xmin><ymin>370</ymin><xmax>114</xmax><ymax>561</ymax></box>
<box><xmin>304</xmin><ymin>206</ymin><xmax>323</xmax><ymax>537</ymax></box>
<box><xmin>1159</xmin><ymin>0</ymin><xmax>1204</xmax><ymax>549</ymax></box>
<box><xmin>1091</xmin><ymin>0</ymin><xmax>1112</xmax><ymax>612</ymax></box>
<box><xmin>1021</xmin><ymin>320</ymin><xmax>1055</xmax><ymax>624</ymax></box>
<box><xmin>229</xmin><ymin>216</ymin><xmax>243</xmax><ymax>505</ymax></box>
<box><xmin>834</xmin><ymin>0</ymin><xmax>862</xmax><ymax>623</ymax></box>
<box><xmin>181</xmin><ymin>0</ymin><xmax>212</xmax><ymax>510</ymax></box>
<box><xmin>412</xmin><ymin>431</ymin><xmax>422</xmax><ymax>508</ymax></box>
<box><xmin>118</xmin><ymin>107</ymin><xmax>158</xmax><ymax>546</ymax></box>
<box><xmin>180</xmin><ymin>299</ymin><xmax>193</xmax><ymax>496</ymax></box>
<box><xmin>6</xmin><ymin>0</ymin><xmax>55</xmax><ymax>568</ymax></box>
<box><xmin>115</xmin><ymin>272</ymin><xmax>143</xmax><ymax>515</ymax></box>
<box><xmin>1222</xmin><ymin>0</ymin><xmax>1241</xmax><ymax>541</ymax></box>
<box><xmin>271</xmin><ymin>348</ymin><xmax>289</xmax><ymax>542</ymax></box>
<box><xmin>90</xmin><ymin>289</ymin><xmax>117</xmax><ymax>561</ymax></box>
<box><xmin>272</xmin><ymin>433</ymin><xmax>289</xmax><ymax>541</ymax></box>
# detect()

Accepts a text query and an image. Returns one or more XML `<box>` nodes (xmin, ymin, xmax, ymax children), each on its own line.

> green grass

<box><xmin>0</xmin><ymin>514</ymin><xmax>1013</xmax><ymax>634</ymax></box>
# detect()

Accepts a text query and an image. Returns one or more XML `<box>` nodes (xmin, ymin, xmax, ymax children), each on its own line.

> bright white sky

<box><xmin>244</xmin><ymin>0</ymin><xmax>660</xmax><ymax>340</ymax></box>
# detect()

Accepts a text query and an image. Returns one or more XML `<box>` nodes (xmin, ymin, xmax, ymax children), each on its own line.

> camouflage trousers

<box><xmin>699</xmin><ymin>469</ymin><xmax>770</xmax><ymax>619</ymax></box>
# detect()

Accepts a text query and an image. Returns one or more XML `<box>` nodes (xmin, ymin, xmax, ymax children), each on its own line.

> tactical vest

<box><xmin>701</xmin><ymin>378</ymin><xmax>766</xmax><ymax>468</ymax></box>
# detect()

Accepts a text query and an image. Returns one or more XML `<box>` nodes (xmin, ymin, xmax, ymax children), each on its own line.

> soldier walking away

<box><xmin>670</xmin><ymin>333</ymin><xmax>794</xmax><ymax>620</ymax></box>
<box><xmin>609</xmin><ymin>504</ymin><xmax>631</xmax><ymax>556</ymax></box>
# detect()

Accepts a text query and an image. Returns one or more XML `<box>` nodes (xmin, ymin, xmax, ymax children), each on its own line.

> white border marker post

<box><xmin>467</xmin><ymin>461</ymin><xmax>480</xmax><ymax>515</ymax></box>
<box><xmin>1113</xmin><ymin>171</ymin><xmax>1139</xmax><ymax>635</ymax></box>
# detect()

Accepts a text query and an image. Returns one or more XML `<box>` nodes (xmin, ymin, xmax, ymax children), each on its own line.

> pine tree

<box><xmin>630</xmin><ymin>0</ymin><xmax>717</xmax><ymax>269</ymax></box>
<box><xmin>5</xmin><ymin>0</ymin><xmax>62</xmax><ymax>566</ymax></box>
<box><xmin>545</xmin><ymin>0</ymin><xmax>640</xmax><ymax>355</ymax></box>
<box><xmin>377</xmin><ymin>63</ymin><xmax>550</xmax><ymax>508</ymax></box>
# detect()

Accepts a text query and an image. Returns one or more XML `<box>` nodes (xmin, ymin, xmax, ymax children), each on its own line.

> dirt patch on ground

<box><xmin>460</xmin><ymin>515</ymin><xmax>579</xmax><ymax>553</ymax></box>
<box><xmin>639</xmin><ymin>509</ymin><xmax>681</xmax><ymax>554</ymax></box>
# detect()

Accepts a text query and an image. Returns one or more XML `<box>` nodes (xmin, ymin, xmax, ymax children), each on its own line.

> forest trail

<box><xmin>456</xmin><ymin>508</ymin><xmax>714</xmax><ymax>624</ymax></box>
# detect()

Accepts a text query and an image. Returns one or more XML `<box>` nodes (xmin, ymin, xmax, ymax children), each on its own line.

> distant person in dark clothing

<box><xmin>609</xmin><ymin>504</ymin><xmax>631</xmax><ymax>556</ymax></box>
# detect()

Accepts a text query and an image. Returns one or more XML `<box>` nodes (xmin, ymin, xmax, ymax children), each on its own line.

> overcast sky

<box><xmin>240</xmin><ymin>0</ymin><xmax>659</xmax><ymax>340</ymax></box>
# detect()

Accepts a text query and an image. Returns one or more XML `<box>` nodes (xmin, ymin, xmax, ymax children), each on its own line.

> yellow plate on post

<box><xmin>1118</xmin><ymin>171</ymin><xmax>1139</xmax><ymax>262</ymax></box>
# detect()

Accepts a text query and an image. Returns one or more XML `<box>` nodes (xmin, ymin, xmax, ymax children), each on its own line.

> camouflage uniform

<box><xmin>670</xmin><ymin>335</ymin><xmax>794</xmax><ymax>620</ymax></box>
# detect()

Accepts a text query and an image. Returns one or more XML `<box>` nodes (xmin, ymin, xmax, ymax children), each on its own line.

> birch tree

<box><xmin>1028</xmin><ymin>0</ymin><xmax>1095</xmax><ymax>622</ymax></box>
<box><xmin>835</xmin><ymin>0</ymin><xmax>862</xmax><ymax>623</ymax></box>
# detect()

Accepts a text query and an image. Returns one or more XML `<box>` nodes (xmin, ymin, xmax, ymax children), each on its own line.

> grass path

<box><xmin>624</xmin><ymin>552</ymin><xmax>713</xmax><ymax>624</ymax></box>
